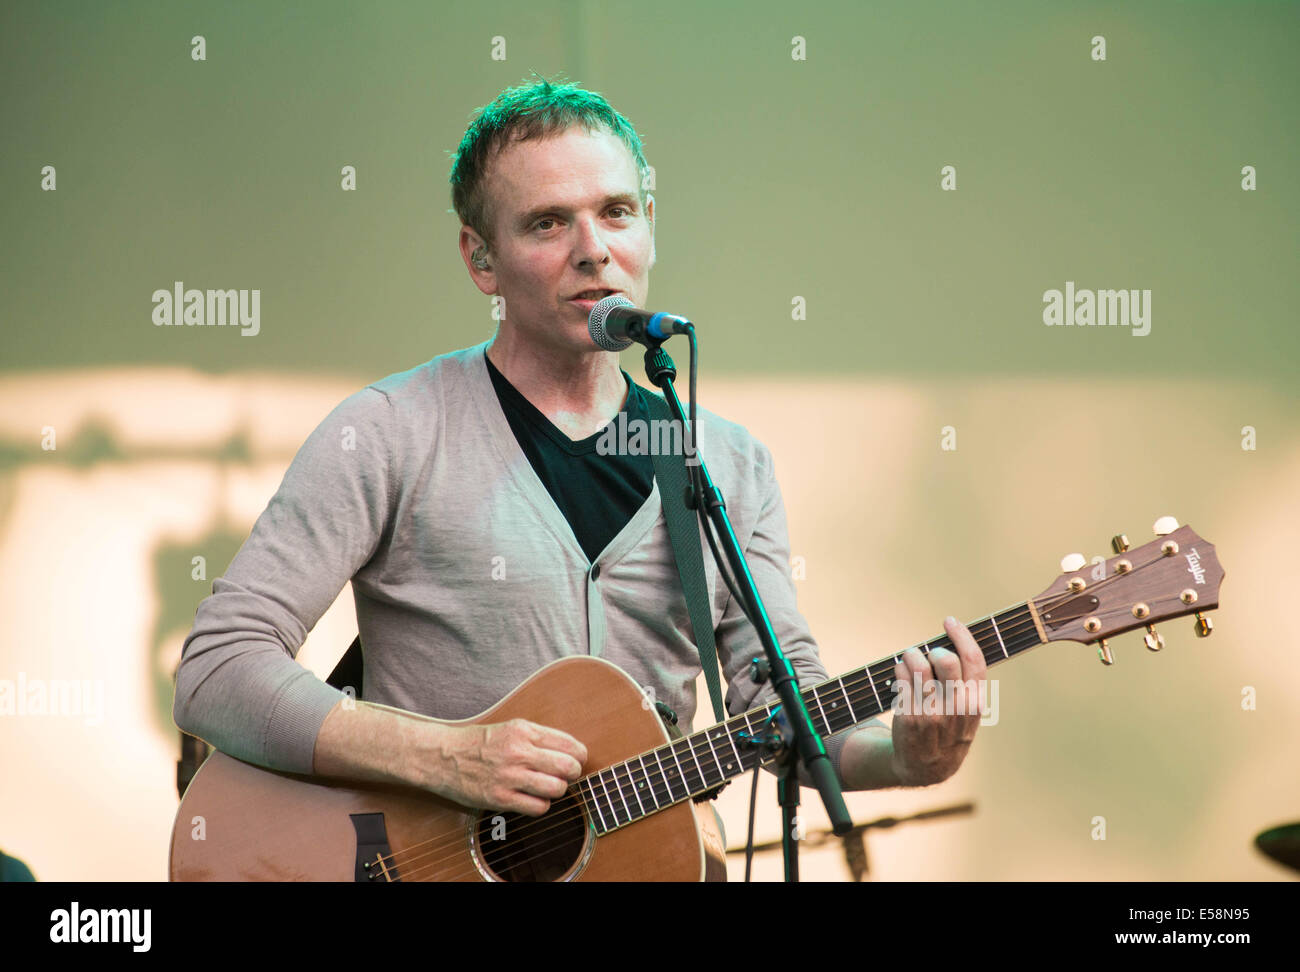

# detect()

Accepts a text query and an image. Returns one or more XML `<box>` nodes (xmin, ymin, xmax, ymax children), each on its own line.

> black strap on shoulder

<box><xmin>642</xmin><ymin>392</ymin><xmax>726</xmax><ymax>724</ymax></box>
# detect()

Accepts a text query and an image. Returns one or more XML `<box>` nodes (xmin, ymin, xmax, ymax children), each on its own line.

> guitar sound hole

<box><xmin>475</xmin><ymin>804</ymin><xmax>589</xmax><ymax>882</ymax></box>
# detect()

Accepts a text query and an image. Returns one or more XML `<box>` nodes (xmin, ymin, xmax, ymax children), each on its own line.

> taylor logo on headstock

<box><xmin>1036</xmin><ymin>516</ymin><xmax>1223</xmax><ymax>664</ymax></box>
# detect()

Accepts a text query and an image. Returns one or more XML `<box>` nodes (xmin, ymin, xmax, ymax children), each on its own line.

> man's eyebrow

<box><xmin>514</xmin><ymin>193</ymin><xmax>640</xmax><ymax>227</ymax></box>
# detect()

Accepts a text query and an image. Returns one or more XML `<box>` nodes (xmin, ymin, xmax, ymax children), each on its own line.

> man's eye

<box><xmin>535</xmin><ymin>218</ymin><xmax>556</xmax><ymax>231</ymax></box>
<box><xmin>609</xmin><ymin>207</ymin><xmax>632</xmax><ymax>218</ymax></box>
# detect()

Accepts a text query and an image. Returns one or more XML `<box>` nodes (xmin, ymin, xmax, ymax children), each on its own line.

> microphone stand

<box><xmin>641</xmin><ymin>338</ymin><xmax>853</xmax><ymax>882</ymax></box>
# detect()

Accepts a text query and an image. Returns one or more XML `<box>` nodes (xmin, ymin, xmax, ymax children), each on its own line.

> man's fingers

<box><xmin>516</xmin><ymin>769</ymin><xmax>572</xmax><ymax>802</ymax></box>
<box><xmin>898</xmin><ymin>646</ymin><xmax>932</xmax><ymax>683</ymax></box>
<box><xmin>944</xmin><ymin>617</ymin><xmax>987</xmax><ymax>722</ymax></box>
<box><xmin>504</xmin><ymin>791</ymin><xmax>552</xmax><ymax>818</ymax></box>
<box><xmin>927</xmin><ymin>645</ymin><xmax>962</xmax><ymax>684</ymax></box>
<box><xmin>527</xmin><ymin>723</ymin><xmax>589</xmax><ymax>767</ymax></box>
<box><xmin>943</xmin><ymin>616</ymin><xmax>987</xmax><ymax>679</ymax></box>
<box><xmin>530</xmin><ymin>746</ymin><xmax>585</xmax><ymax>782</ymax></box>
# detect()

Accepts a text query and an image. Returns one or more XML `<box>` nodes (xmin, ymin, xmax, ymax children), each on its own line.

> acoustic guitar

<box><xmin>169</xmin><ymin>519</ymin><xmax>1222</xmax><ymax>881</ymax></box>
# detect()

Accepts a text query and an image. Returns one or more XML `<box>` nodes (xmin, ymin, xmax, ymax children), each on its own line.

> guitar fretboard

<box><xmin>575</xmin><ymin>602</ymin><xmax>1041</xmax><ymax>836</ymax></box>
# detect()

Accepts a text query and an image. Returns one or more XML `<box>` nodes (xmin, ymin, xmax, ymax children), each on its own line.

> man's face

<box><xmin>462</xmin><ymin>126</ymin><xmax>655</xmax><ymax>356</ymax></box>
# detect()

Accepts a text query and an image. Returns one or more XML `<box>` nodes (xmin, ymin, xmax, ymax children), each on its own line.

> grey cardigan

<box><xmin>173</xmin><ymin>343</ymin><xmax>867</xmax><ymax>777</ymax></box>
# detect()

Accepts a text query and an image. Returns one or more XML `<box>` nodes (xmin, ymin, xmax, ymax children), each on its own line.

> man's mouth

<box><xmin>569</xmin><ymin>289</ymin><xmax>619</xmax><ymax>301</ymax></box>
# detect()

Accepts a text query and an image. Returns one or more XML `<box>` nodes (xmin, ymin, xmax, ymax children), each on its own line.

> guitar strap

<box><xmin>642</xmin><ymin>392</ymin><xmax>727</xmax><ymax>725</ymax></box>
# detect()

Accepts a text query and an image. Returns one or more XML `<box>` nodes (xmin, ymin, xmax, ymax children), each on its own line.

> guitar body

<box><xmin>170</xmin><ymin>656</ymin><xmax>722</xmax><ymax>882</ymax></box>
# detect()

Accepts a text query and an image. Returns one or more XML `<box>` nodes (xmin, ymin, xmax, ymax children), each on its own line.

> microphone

<box><xmin>588</xmin><ymin>294</ymin><xmax>693</xmax><ymax>351</ymax></box>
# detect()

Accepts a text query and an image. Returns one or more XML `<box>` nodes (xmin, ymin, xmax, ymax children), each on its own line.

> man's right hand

<box><xmin>425</xmin><ymin>718</ymin><xmax>588</xmax><ymax>817</ymax></box>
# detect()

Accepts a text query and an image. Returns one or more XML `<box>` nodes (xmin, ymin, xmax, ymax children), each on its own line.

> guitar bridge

<box><xmin>351</xmin><ymin>813</ymin><xmax>400</xmax><ymax>882</ymax></box>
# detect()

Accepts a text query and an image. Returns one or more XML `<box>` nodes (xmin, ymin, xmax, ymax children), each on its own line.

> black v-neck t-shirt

<box><xmin>485</xmin><ymin>351</ymin><xmax>655</xmax><ymax>564</ymax></box>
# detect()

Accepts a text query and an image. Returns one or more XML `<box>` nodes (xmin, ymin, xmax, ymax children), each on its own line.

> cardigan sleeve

<box><xmin>172</xmin><ymin>386</ymin><xmax>395</xmax><ymax>774</ymax></box>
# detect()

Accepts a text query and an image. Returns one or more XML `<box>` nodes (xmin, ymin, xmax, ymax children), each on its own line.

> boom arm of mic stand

<box><xmin>642</xmin><ymin>344</ymin><xmax>853</xmax><ymax>843</ymax></box>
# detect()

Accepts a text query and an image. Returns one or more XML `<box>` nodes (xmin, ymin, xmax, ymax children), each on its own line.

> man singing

<box><xmin>173</xmin><ymin>75</ymin><xmax>985</xmax><ymax>861</ymax></box>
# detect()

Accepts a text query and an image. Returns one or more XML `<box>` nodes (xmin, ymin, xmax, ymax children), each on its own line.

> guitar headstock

<box><xmin>1031</xmin><ymin>517</ymin><xmax>1224</xmax><ymax>664</ymax></box>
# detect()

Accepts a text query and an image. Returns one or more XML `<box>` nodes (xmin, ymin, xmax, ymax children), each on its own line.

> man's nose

<box><xmin>572</xmin><ymin>215</ymin><xmax>611</xmax><ymax>267</ymax></box>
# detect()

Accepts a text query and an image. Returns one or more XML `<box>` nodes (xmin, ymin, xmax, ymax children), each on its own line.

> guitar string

<box><xmin>365</xmin><ymin>560</ymin><xmax>1189</xmax><ymax>878</ymax></box>
<box><xmin>366</xmin><ymin>590</ymin><xmax>1147</xmax><ymax>881</ymax></box>
<box><xmin>367</xmin><ymin>580</ymin><xmax>1180</xmax><ymax>880</ymax></box>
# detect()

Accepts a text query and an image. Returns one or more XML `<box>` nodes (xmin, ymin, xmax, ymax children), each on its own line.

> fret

<box><xmin>665</xmin><ymin>740</ymin><xmax>690</xmax><ymax>799</ymax></box>
<box><xmin>605</xmin><ymin>767</ymin><xmax>633</xmax><ymax>827</ymax></box>
<box><xmin>716</xmin><ymin>724</ymin><xmax>743</xmax><ymax>774</ymax></box>
<box><xmin>596</xmin><ymin>771</ymin><xmax>623</xmax><ymax>828</ymax></box>
<box><xmin>881</xmin><ymin>665</ymin><xmax>898</xmax><ymax>714</ymax></box>
<box><xmin>580</xmin><ymin>776</ymin><xmax>609</xmax><ymax>834</ymax></box>
<box><xmin>636</xmin><ymin>755</ymin><xmax>660</xmax><ymax>811</ymax></box>
<box><xmin>966</xmin><ymin>619</ymin><xmax>992</xmax><ymax>663</ymax></box>
<box><xmin>626</xmin><ymin>759</ymin><xmax>656</xmax><ymax>819</ymax></box>
<box><xmin>988</xmin><ymin>614</ymin><xmax>1009</xmax><ymax>659</ymax></box>
<box><xmin>622</xmin><ymin>761</ymin><xmax>647</xmax><ymax>818</ymax></box>
<box><xmin>1006</xmin><ymin>605</ymin><xmax>1041</xmax><ymax>655</ymax></box>
<box><xmin>741</xmin><ymin>709</ymin><xmax>755</xmax><ymax>736</ymax></box>
<box><xmin>650</xmin><ymin>749</ymin><xmax>676</xmax><ymax>805</ymax></box>
<box><xmin>809</xmin><ymin>687</ymin><xmax>831</xmax><ymax>735</ymax></box>
<box><xmin>736</xmin><ymin>710</ymin><xmax>756</xmax><ymax>765</ymax></box>
<box><xmin>864</xmin><ymin>667</ymin><xmax>883</xmax><ymax>714</ymax></box>
<box><xmin>741</xmin><ymin>724</ymin><xmax>764</xmax><ymax>770</ymax></box>
<box><xmin>744</xmin><ymin>705</ymin><xmax>778</xmax><ymax>767</ymax></box>
<box><xmin>678</xmin><ymin>737</ymin><xmax>709</xmax><ymax>793</ymax></box>
<box><xmin>837</xmin><ymin>675</ymin><xmax>859</xmax><ymax>724</ymax></box>
<box><xmin>700</xmin><ymin>731</ymin><xmax>726</xmax><ymax>782</ymax></box>
<box><xmin>608</xmin><ymin>764</ymin><xmax>635</xmax><ymax>821</ymax></box>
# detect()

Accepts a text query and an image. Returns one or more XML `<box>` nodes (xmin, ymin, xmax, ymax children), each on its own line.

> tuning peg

<box><xmin>1143</xmin><ymin>624</ymin><xmax>1164</xmax><ymax>652</ymax></box>
<box><xmin>1153</xmin><ymin>516</ymin><xmax>1179</xmax><ymax>536</ymax></box>
<box><xmin>1060</xmin><ymin>552</ymin><xmax>1087</xmax><ymax>573</ymax></box>
<box><xmin>1097</xmin><ymin>640</ymin><xmax>1114</xmax><ymax>665</ymax></box>
<box><xmin>1111</xmin><ymin>534</ymin><xmax>1130</xmax><ymax>554</ymax></box>
<box><xmin>1194</xmin><ymin>613</ymin><xmax>1213</xmax><ymax>637</ymax></box>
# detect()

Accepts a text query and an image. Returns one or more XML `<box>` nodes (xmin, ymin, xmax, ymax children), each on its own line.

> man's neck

<box><xmin>486</xmin><ymin>330</ymin><xmax>629</xmax><ymax>441</ymax></box>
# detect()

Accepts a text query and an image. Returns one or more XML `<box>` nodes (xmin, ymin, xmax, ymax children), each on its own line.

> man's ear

<box><xmin>646</xmin><ymin>193</ymin><xmax>656</xmax><ymax>270</ymax></box>
<box><xmin>459</xmin><ymin>225</ymin><xmax>496</xmax><ymax>294</ymax></box>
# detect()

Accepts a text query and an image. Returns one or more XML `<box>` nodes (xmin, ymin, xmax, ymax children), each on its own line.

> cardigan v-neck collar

<box><xmin>463</xmin><ymin>341</ymin><xmax>663</xmax><ymax>569</ymax></box>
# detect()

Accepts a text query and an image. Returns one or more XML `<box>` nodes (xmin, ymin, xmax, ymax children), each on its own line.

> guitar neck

<box><xmin>576</xmin><ymin>601</ymin><xmax>1042</xmax><ymax>836</ymax></box>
